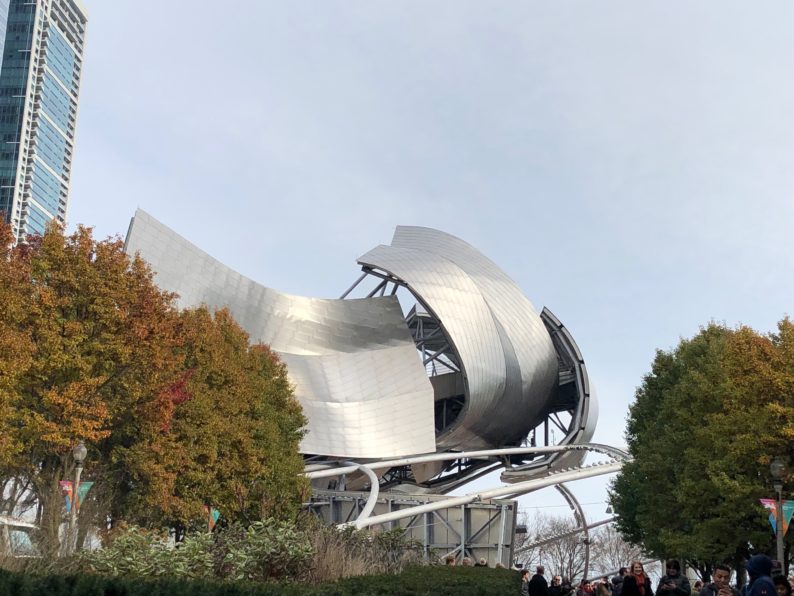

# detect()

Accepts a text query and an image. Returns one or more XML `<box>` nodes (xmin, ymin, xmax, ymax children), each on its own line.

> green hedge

<box><xmin>0</xmin><ymin>566</ymin><xmax>519</xmax><ymax>595</ymax></box>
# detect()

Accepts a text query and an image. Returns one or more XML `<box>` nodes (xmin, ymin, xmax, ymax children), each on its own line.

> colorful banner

<box><xmin>60</xmin><ymin>481</ymin><xmax>94</xmax><ymax>513</ymax></box>
<box><xmin>204</xmin><ymin>505</ymin><xmax>220</xmax><ymax>531</ymax></box>
<box><xmin>77</xmin><ymin>482</ymin><xmax>94</xmax><ymax>511</ymax></box>
<box><xmin>759</xmin><ymin>499</ymin><xmax>794</xmax><ymax>535</ymax></box>
<box><xmin>60</xmin><ymin>481</ymin><xmax>73</xmax><ymax>513</ymax></box>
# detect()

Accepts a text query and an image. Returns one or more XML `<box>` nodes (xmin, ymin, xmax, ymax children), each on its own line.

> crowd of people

<box><xmin>519</xmin><ymin>556</ymin><xmax>794</xmax><ymax>596</ymax></box>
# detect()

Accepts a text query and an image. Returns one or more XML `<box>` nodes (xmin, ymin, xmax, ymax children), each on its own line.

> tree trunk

<box><xmin>36</xmin><ymin>482</ymin><xmax>64</xmax><ymax>558</ymax></box>
<box><xmin>734</xmin><ymin>557</ymin><xmax>746</xmax><ymax>590</ymax></box>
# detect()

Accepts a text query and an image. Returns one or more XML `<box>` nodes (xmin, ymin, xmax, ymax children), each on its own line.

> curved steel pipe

<box><xmin>339</xmin><ymin>461</ymin><xmax>623</xmax><ymax>530</ymax></box>
<box><xmin>555</xmin><ymin>483</ymin><xmax>590</xmax><ymax>581</ymax></box>
<box><xmin>305</xmin><ymin>442</ymin><xmax>630</xmax><ymax>480</ymax></box>
<box><xmin>341</xmin><ymin>461</ymin><xmax>380</xmax><ymax>523</ymax></box>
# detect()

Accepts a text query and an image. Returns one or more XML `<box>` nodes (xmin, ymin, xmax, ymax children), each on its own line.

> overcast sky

<box><xmin>67</xmin><ymin>1</ymin><xmax>794</xmax><ymax>523</ymax></box>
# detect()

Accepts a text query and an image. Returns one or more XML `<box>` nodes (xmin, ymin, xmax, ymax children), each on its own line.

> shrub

<box><xmin>308</xmin><ymin>523</ymin><xmax>423</xmax><ymax>583</ymax></box>
<box><xmin>216</xmin><ymin>519</ymin><xmax>313</xmax><ymax>582</ymax></box>
<box><xmin>0</xmin><ymin>565</ymin><xmax>521</xmax><ymax>595</ymax></box>
<box><xmin>79</xmin><ymin>520</ymin><xmax>312</xmax><ymax>583</ymax></box>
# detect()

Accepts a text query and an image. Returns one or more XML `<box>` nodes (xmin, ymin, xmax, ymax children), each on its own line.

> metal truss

<box><xmin>305</xmin><ymin>444</ymin><xmax>628</xmax><ymax>531</ymax></box>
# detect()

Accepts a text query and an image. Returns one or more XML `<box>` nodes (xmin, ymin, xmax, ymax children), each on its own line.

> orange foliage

<box><xmin>0</xmin><ymin>220</ymin><xmax>307</xmax><ymax>541</ymax></box>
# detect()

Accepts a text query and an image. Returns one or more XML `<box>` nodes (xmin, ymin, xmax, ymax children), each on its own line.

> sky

<box><xmin>66</xmin><ymin>1</ymin><xmax>794</xmax><ymax>525</ymax></box>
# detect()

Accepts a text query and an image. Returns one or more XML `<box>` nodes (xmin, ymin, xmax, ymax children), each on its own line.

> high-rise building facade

<box><xmin>0</xmin><ymin>0</ymin><xmax>87</xmax><ymax>242</ymax></box>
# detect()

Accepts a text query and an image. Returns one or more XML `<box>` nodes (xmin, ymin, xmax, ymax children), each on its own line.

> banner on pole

<box><xmin>60</xmin><ymin>481</ymin><xmax>94</xmax><ymax>513</ymax></box>
<box><xmin>77</xmin><ymin>482</ymin><xmax>94</xmax><ymax>512</ymax></box>
<box><xmin>204</xmin><ymin>505</ymin><xmax>220</xmax><ymax>531</ymax></box>
<box><xmin>759</xmin><ymin>499</ymin><xmax>794</xmax><ymax>535</ymax></box>
<box><xmin>59</xmin><ymin>481</ymin><xmax>73</xmax><ymax>513</ymax></box>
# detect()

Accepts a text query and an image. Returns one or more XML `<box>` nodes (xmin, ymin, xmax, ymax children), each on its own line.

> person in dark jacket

<box><xmin>747</xmin><ymin>555</ymin><xmax>776</xmax><ymax>596</ymax></box>
<box><xmin>657</xmin><ymin>560</ymin><xmax>691</xmax><ymax>596</ymax></box>
<box><xmin>560</xmin><ymin>577</ymin><xmax>575</xmax><ymax>596</ymax></box>
<box><xmin>613</xmin><ymin>567</ymin><xmax>629</xmax><ymax>596</ymax></box>
<box><xmin>699</xmin><ymin>564</ymin><xmax>739</xmax><ymax>596</ymax></box>
<box><xmin>550</xmin><ymin>575</ymin><xmax>563</xmax><ymax>596</ymax></box>
<box><xmin>623</xmin><ymin>561</ymin><xmax>654</xmax><ymax>596</ymax></box>
<box><xmin>529</xmin><ymin>566</ymin><xmax>550</xmax><ymax>596</ymax></box>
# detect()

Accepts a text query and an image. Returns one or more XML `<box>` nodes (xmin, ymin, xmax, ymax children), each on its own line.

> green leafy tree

<box><xmin>611</xmin><ymin>321</ymin><xmax>794</xmax><ymax>579</ymax></box>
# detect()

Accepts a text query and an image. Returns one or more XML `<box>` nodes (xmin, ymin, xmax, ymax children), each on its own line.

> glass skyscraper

<box><xmin>0</xmin><ymin>0</ymin><xmax>87</xmax><ymax>242</ymax></box>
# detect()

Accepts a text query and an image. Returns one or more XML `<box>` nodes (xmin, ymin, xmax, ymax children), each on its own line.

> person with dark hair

<box><xmin>657</xmin><ymin>560</ymin><xmax>691</xmax><ymax>596</ymax></box>
<box><xmin>613</xmin><ymin>567</ymin><xmax>629</xmax><ymax>596</ymax></box>
<box><xmin>773</xmin><ymin>576</ymin><xmax>792</xmax><ymax>596</ymax></box>
<box><xmin>693</xmin><ymin>582</ymin><xmax>704</xmax><ymax>596</ymax></box>
<box><xmin>561</xmin><ymin>577</ymin><xmax>575</xmax><ymax>596</ymax></box>
<box><xmin>598</xmin><ymin>583</ymin><xmax>613</xmax><ymax>596</ymax></box>
<box><xmin>529</xmin><ymin>565</ymin><xmax>550</xmax><ymax>596</ymax></box>
<box><xmin>522</xmin><ymin>569</ymin><xmax>532</xmax><ymax>596</ymax></box>
<box><xmin>623</xmin><ymin>561</ymin><xmax>654</xmax><ymax>596</ymax></box>
<box><xmin>699</xmin><ymin>564</ymin><xmax>739</xmax><ymax>596</ymax></box>
<box><xmin>603</xmin><ymin>578</ymin><xmax>613</xmax><ymax>596</ymax></box>
<box><xmin>747</xmin><ymin>555</ymin><xmax>775</xmax><ymax>596</ymax></box>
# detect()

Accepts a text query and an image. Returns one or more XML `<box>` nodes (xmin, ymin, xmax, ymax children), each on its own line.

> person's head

<box><xmin>495</xmin><ymin>562</ymin><xmax>505</xmax><ymax>569</ymax></box>
<box><xmin>631</xmin><ymin>561</ymin><xmax>645</xmax><ymax>575</ymax></box>
<box><xmin>748</xmin><ymin>555</ymin><xmax>773</xmax><ymax>581</ymax></box>
<box><xmin>694</xmin><ymin>581</ymin><xmax>703</xmax><ymax>590</ymax></box>
<box><xmin>774</xmin><ymin>575</ymin><xmax>792</xmax><ymax>596</ymax></box>
<box><xmin>619</xmin><ymin>568</ymin><xmax>628</xmax><ymax>577</ymax></box>
<box><xmin>603</xmin><ymin>577</ymin><xmax>610</xmax><ymax>584</ymax></box>
<box><xmin>522</xmin><ymin>569</ymin><xmax>531</xmax><ymax>580</ymax></box>
<box><xmin>553</xmin><ymin>576</ymin><xmax>562</xmax><ymax>585</ymax></box>
<box><xmin>537</xmin><ymin>565</ymin><xmax>545</xmax><ymax>575</ymax></box>
<box><xmin>444</xmin><ymin>554</ymin><xmax>456</xmax><ymax>566</ymax></box>
<box><xmin>478</xmin><ymin>557</ymin><xmax>488</xmax><ymax>567</ymax></box>
<box><xmin>462</xmin><ymin>557</ymin><xmax>473</xmax><ymax>567</ymax></box>
<box><xmin>665</xmin><ymin>560</ymin><xmax>681</xmax><ymax>577</ymax></box>
<box><xmin>713</xmin><ymin>565</ymin><xmax>732</xmax><ymax>588</ymax></box>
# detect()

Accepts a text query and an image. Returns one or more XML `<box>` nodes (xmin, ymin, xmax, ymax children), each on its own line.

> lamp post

<box><xmin>770</xmin><ymin>456</ymin><xmax>785</xmax><ymax>569</ymax></box>
<box><xmin>70</xmin><ymin>441</ymin><xmax>87</xmax><ymax>553</ymax></box>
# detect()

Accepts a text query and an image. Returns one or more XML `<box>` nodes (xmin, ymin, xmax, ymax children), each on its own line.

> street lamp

<box><xmin>770</xmin><ymin>457</ymin><xmax>785</xmax><ymax>569</ymax></box>
<box><xmin>70</xmin><ymin>441</ymin><xmax>87</xmax><ymax>553</ymax></box>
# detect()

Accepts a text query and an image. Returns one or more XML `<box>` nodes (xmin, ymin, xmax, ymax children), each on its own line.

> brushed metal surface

<box><xmin>125</xmin><ymin>210</ymin><xmax>436</xmax><ymax>458</ymax></box>
<box><xmin>358</xmin><ymin>227</ymin><xmax>558</xmax><ymax>450</ymax></box>
<box><xmin>124</xmin><ymin>211</ymin><xmax>594</xmax><ymax>470</ymax></box>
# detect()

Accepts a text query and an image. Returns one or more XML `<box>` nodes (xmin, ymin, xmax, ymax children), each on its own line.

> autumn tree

<box><xmin>0</xmin><ymin>222</ymin><xmax>307</xmax><ymax>552</ymax></box>
<box><xmin>611</xmin><ymin>321</ymin><xmax>794</xmax><ymax>580</ymax></box>
<box><xmin>116</xmin><ymin>307</ymin><xmax>308</xmax><ymax>530</ymax></box>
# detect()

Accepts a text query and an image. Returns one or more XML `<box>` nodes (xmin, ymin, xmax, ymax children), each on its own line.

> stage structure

<box><xmin>124</xmin><ymin>210</ymin><xmax>626</xmax><ymax>566</ymax></box>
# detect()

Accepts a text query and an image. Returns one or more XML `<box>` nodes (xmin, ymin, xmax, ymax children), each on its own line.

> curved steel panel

<box><xmin>389</xmin><ymin>227</ymin><xmax>558</xmax><ymax>437</ymax></box>
<box><xmin>125</xmin><ymin>210</ymin><xmax>436</xmax><ymax>459</ymax></box>
<box><xmin>358</xmin><ymin>244</ymin><xmax>507</xmax><ymax>449</ymax></box>
<box><xmin>358</xmin><ymin>228</ymin><xmax>558</xmax><ymax>450</ymax></box>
